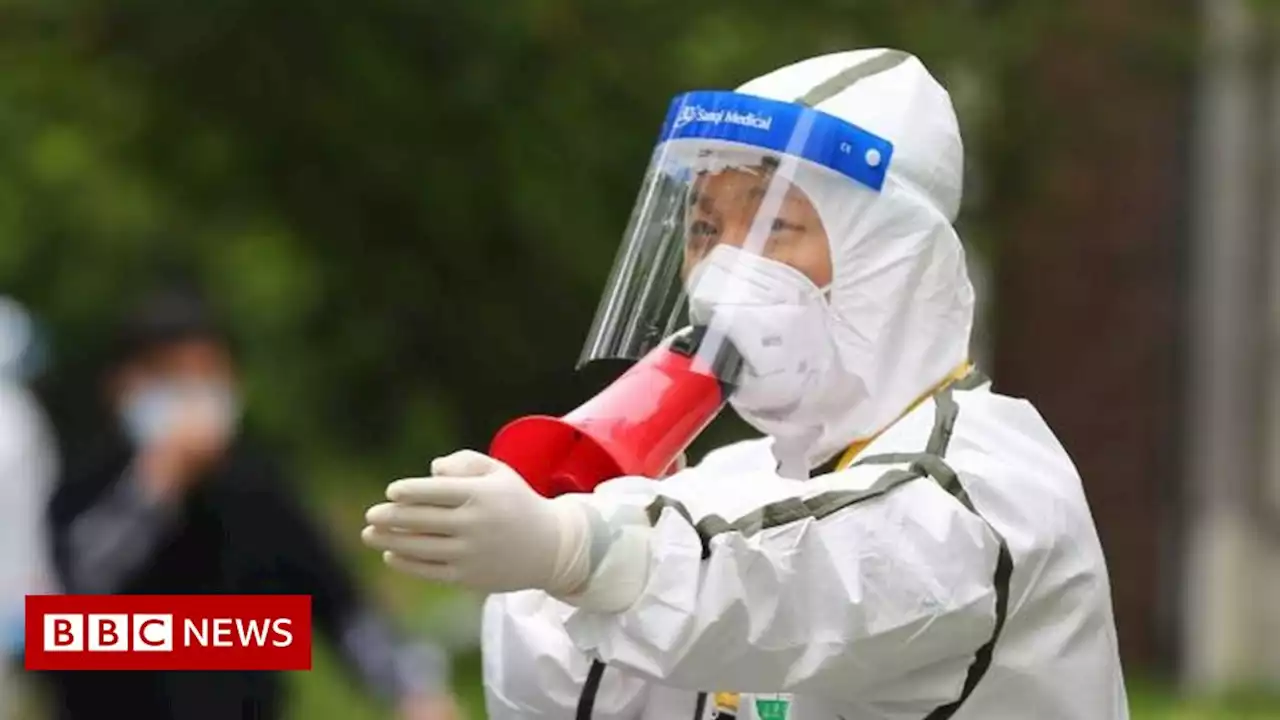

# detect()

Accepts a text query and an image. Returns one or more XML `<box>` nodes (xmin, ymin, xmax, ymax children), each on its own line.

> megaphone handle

<box><xmin>669</xmin><ymin>325</ymin><xmax>743</xmax><ymax>394</ymax></box>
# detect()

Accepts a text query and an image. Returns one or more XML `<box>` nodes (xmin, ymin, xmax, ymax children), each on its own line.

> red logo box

<box><xmin>25</xmin><ymin>595</ymin><xmax>312</xmax><ymax>671</ymax></box>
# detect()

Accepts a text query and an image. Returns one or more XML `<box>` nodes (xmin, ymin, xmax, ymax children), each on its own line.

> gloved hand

<box><xmin>362</xmin><ymin>451</ymin><xmax>597</xmax><ymax>596</ymax></box>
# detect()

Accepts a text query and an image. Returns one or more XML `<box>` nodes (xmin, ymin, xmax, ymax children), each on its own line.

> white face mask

<box><xmin>120</xmin><ymin>380</ymin><xmax>240</xmax><ymax>448</ymax></box>
<box><xmin>686</xmin><ymin>245</ymin><xmax>838</xmax><ymax>419</ymax></box>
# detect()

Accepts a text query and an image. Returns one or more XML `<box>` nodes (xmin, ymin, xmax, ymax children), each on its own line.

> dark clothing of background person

<box><xmin>43</xmin><ymin>429</ymin><xmax>444</xmax><ymax>720</ymax></box>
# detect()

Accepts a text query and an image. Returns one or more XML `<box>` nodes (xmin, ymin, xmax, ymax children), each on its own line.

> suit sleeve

<box><xmin>560</xmin><ymin>453</ymin><xmax>1007</xmax><ymax>709</ymax></box>
<box><xmin>483</xmin><ymin>590</ymin><xmax>649</xmax><ymax>719</ymax></box>
<box><xmin>51</xmin><ymin>464</ymin><xmax>182</xmax><ymax>595</ymax></box>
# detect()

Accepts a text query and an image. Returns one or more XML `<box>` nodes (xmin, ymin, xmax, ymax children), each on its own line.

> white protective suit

<box><xmin>0</xmin><ymin>299</ymin><xmax>58</xmax><ymax>709</ymax></box>
<box><xmin>479</xmin><ymin>49</ymin><xmax>1129</xmax><ymax>719</ymax></box>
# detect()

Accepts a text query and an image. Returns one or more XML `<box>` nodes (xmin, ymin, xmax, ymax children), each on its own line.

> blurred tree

<box><xmin>990</xmin><ymin>0</ymin><xmax>1195</xmax><ymax>670</ymax></box>
<box><xmin>0</xmin><ymin>0</ymin><xmax>1066</xmax><ymax>478</ymax></box>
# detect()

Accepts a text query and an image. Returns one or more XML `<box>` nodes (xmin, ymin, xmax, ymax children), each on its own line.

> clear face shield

<box><xmin>579</xmin><ymin>90</ymin><xmax>894</xmax><ymax>396</ymax></box>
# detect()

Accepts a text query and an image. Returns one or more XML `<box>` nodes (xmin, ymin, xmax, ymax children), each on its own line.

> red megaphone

<box><xmin>489</xmin><ymin>328</ymin><xmax>742</xmax><ymax>498</ymax></box>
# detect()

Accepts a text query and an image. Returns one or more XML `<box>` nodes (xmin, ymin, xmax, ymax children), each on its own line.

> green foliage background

<box><xmin>1</xmin><ymin>0</ymin><xmax>1276</xmax><ymax>717</ymax></box>
<box><xmin>0</xmin><ymin>0</ymin><xmax>1063</xmax><ymax>472</ymax></box>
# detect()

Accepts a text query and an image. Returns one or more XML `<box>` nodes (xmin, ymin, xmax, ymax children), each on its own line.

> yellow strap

<box><xmin>834</xmin><ymin>361</ymin><xmax>975</xmax><ymax>471</ymax></box>
<box><xmin>713</xmin><ymin>692</ymin><xmax>740</xmax><ymax>711</ymax></box>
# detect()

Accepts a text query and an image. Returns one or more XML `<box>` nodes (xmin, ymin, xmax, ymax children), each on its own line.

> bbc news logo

<box><xmin>26</xmin><ymin>595</ymin><xmax>311</xmax><ymax>671</ymax></box>
<box><xmin>44</xmin><ymin>613</ymin><xmax>176</xmax><ymax>651</ymax></box>
<box><xmin>43</xmin><ymin>614</ymin><xmax>294</xmax><ymax>652</ymax></box>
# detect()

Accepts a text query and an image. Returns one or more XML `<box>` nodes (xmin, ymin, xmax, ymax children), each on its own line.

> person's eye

<box><xmin>689</xmin><ymin>220</ymin><xmax>719</xmax><ymax>238</ymax></box>
<box><xmin>771</xmin><ymin>218</ymin><xmax>802</xmax><ymax>234</ymax></box>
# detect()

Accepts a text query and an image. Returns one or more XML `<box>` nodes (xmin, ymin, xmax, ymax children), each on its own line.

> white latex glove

<box><xmin>362</xmin><ymin>450</ymin><xmax>597</xmax><ymax>596</ymax></box>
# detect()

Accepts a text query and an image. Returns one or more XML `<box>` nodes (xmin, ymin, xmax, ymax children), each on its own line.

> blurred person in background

<box><xmin>363</xmin><ymin>50</ymin><xmax>1128</xmax><ymax>719</ymax></box>
<box><xmin>0</xmin><ymin>296</ymin><xmax>59</xmax><ymax>717</ymax></box>
<box><xmin>44</xmin><ymin>286</ymin><xmax>461</xmax><ymax>720</ymax></box>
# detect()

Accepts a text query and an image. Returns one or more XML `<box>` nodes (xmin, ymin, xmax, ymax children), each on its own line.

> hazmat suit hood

<box><xmin>729</xmin><ymin>49</ymin><xmax>975</xmax><ymax>470</ymax></box>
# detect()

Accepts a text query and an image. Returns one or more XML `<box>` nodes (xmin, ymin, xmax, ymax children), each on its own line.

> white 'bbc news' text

<box><xmin>43</xmin><ymin>614</ymin><xmax>294</xmax><ymax>652</ymax></box>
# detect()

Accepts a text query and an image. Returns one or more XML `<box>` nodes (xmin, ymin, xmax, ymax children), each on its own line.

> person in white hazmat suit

<box><xmin>0</xmin><ymin>297</ymin><xmax>58</xmax><ymax>714</ymax></box>
<box><xmin>362</xmin><ymin>48</ymin><xmax>1129</xmax><ymax>719</ymax></box>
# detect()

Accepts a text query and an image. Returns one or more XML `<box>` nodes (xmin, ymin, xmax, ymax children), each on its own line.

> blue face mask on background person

<box><xmin>119</xmin><ymin>380</ymin><xmax>241</xmax><ymax>448</ymax></box>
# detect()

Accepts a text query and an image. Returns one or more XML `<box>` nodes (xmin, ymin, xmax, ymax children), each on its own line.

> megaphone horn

<box><xmin>489</xmin><ymin>327</ymin><xmax>742</xmax><ymax>498</ymax></box>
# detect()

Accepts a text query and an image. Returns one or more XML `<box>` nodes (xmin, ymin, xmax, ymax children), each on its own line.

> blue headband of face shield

<box><xmin>655</xmin><ymin>90</ymin><xmax>895</xmax><ymax>192</ymax></box>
